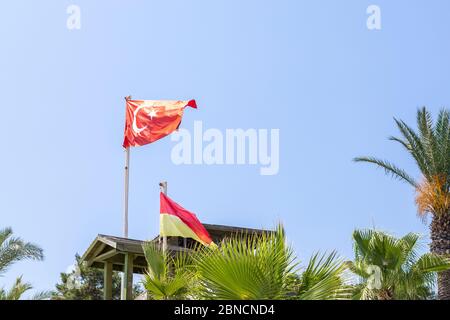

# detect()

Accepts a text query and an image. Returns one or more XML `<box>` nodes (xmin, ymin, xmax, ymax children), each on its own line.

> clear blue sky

<box><xmin>1</xmin><ymin>0</ymin><xmax>450</xmax><ymax>295</ymax></box>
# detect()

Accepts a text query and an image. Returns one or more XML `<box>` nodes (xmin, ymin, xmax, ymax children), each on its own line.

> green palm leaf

<box><xmin>349</xmin><ymin>229</ymin><xmax>450</xmax><ymax>299</ymax></box>
<box><xmin>142</xmin><ymin>242</ymin><xmax>195</xmax><ymax>300</ymax></box>
<box><xmin>353</xmin><ymin>157</ymin><xmax>418</xmax><ymax>187</ymax></box>
<box><xmin>0</xmin><ymin>276</ymin><xmax>32</xmax><ymax>300</ymax></box>
<box><xmin>193</xmin><ymin>224</ymin><xmax>297</xmax><ymax>300</ymax></box>
<box><xmin>296</xmin><ymin>251</ymin><xmax>350</xmax><ymax>300</ymax></box>
<box><xmin>0</xmin><ymin>227</ymin><xmax>44</xmax><ymax>275</ymax></box>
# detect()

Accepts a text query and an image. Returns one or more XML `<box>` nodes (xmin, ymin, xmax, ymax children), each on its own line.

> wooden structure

<box><xmin>81</xmin><ymin>224</ymin><xmax>271</xmax><ymax>300</ymax></box>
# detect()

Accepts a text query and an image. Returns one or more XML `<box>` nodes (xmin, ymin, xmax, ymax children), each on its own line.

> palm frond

<box><xmin>415</xmin><ymin>176</ymin><xmax>450</xmax><ymax>217</ymax></box>
<box><xmin>142</xmin><ymin>242</ymin><xmax>167</xmax><ymax>280</ymax></box>
<box><xmin>417</xmin><ymin>108</ymin><xmax>448</xmax><ymax>181</ymax></box>
<box><xmin>412</xmin><ymin>253</ymin><xmax>450</xmax><ymax>273</ymax></box>
<box><xmin>193</xmin><ymin>224</ymin><xmax>297</xmax><ymax>300</ymax></box>
<box><xmin>297</xmin><ymin>251</ymin><xmax>350</xmax><ymax>300</ymax></box>
<box><xmin>30</xmin><ymin>290</ymin><xmax>53</xmax><ymax>300</ymax></box>
<box><xmin>398</xmin><ymin>232</ymin><xmax>421</xmax><ymax>268</ymax></box>
<box><xmin>0</xmin><ymin>228</ymin><xmax>44</xmax><ymax>275</ymax></box>
<box><xmin>355</xmin><ymin>107</ymin><xmax>450</xmax><ymax>219</ymax></box>
<box><xmin>141</xmin><ymin>241</ymin><xmax>194</xmax><ymax>300</ymax></box>
<box><xmin>394</xmin><ymin>118</ymin><xmax>432</xmax><ymax>179</ymax></box>
<box><xmin>435</xmin><ymin>109</ymin><xmax>450</xmax><ymax>180</ymax></box>
<box><xmin>353</xmin><ymin>157</ymin><xmax>417</xmax><ymax>187</ymax></box>
<box><xmin>352</xmin><ymin>229</ymin><xmax>375</xmax><ymax>261</ymax></box>
<box><xmin>0</xmin><ymin>276</ymin><xmax>32</xmax><ymax>300</ymax></box>
<box><xmin>0</xmin><ymin>228</ymin><xmax>13</xmax><ymax>246</ymax></box>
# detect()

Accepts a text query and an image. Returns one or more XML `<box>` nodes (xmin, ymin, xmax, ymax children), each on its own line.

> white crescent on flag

<box><xmin>132</xmin><ymin>104</ymin><xmax>148</xmax><ymax>135</ymax></box>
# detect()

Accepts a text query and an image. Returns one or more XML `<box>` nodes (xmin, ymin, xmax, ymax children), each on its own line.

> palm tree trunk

<box><xmin>430</xmin><ymin>213</ymin><xmax>450</xmax><ymax>300</ymax></box>
<box><xmin>377</xmin><ymin>289</ymin><xmax>394</xmax><ymax>300</ymax></box>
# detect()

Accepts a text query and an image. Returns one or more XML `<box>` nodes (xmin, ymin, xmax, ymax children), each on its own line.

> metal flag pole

<box><xmin>123</xmin><ymin>95</ymin><xmax>132</xmax><ymax>238</ymax></box>
<box><xmin>121</xmin><ymin>96</ymin><xmax>131</xmax><ymax>300</ymax></box>
<box><xmin>159</xmin><ymin>181</ymin><xmax>168</xmax><ymax>253</ymax></box>
<box><xmin>123</xmin><ymin>147</ymin><xmax>130</xmax><ymax>238</ymax></box>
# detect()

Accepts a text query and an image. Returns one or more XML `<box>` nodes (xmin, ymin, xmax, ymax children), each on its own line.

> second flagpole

<box><xmin>159</xmin><ymin>181</ymin><xmax>168</xmax><ymax>253</ymax></box>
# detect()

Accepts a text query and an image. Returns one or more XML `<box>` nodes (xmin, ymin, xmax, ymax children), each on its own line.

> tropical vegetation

<box><xmin>142</xmin><ymin>225</ymin><xmax>350</xmax><ymax>300</ymax></box>
<box><xmin>0</xmin><ymin>227</ymin><xmax>45</xmax><ymax>300</ymax></box>
<box><xmin>142</xmin><ymin>242</ymin><xmax>197</xmax><ymax>300</ymax></box>
<box><xmin>52</xmin><ymin>254</ymin><xmax>121</xmax><ymax>300</ymax></box>
<box><xmin>348</xmin><ymin>229</ymin><xmax>450</xmax><ymax>300</ymax></box>
<box><xmin>142</xmin><ymin>226</ymin><xmax>450</xmax><ymax>300</ymax></box>
<box><xmin>52</xmin><ymin>254</ymin><xmax>142</xmax><ymax>300</ymax></box>
<box><xmin>355</xmin><ymin>107</ymin><xmax>450</xmax><ymax>299</ymax></box>
<box><xmin>3</xmin><ymin>107</ymin><xmax>450</xmax><ymax>301</ymax></box>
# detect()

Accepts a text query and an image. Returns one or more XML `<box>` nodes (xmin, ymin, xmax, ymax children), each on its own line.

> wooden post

<box><xmin>121</xmin><ymin>253</ymin><xmax>134</xmax><ymax>300</ymax></box>
<box><xmin>159</xmin><ymin>181</ymin><xmax>168</xmax><ymax>253</ymax></box>
<box><xmin>159</xmin><ymin>181</ymin><xmax>168</xmax><ymax>195</ymax></box>
<box><xmin>103</xmin><ymin>262</ymin><xmax>113</xmax><ymax>300</ymax></box>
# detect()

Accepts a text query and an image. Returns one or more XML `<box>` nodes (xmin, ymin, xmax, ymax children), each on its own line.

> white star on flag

<box><xmin>147</xmin><ymin>108</ymin><xmax>157</xmax><ymax>120</ymax></box>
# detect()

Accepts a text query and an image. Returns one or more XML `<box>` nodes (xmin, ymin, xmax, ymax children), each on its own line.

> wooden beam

<box><xmin>103</xmin><ymin>262</ymin><xmax>113</xmax><ymax>300</ymax></box>
<box><xmin>94</xmin><ymin>249</ymin><xmax>117</xmax><ymax>262</ymax></box>
<box><xmin>106</xmin><ymin>254</ymin><xmax>148</xmax><ymax>270</ymax></box>
<box><xmin>97</xmin><ymin>235</ymin><xmax>118</xmax><ymax>249</ymax></box>
<box><xmin>116</xmin><ymin>242</ymin><xmax>144</xmax><ymax>254</ymax></box>
<box><xmin>81</xmin><ymin>237</ymin><xmax>101</xmax><ymax>263</ymax></box>
<box><xmin>86</xmin><ymin>243</ymin><xmax>106</xmax><ymax>267</ymax></box>
<box><xmin>121</xmin><ymin>253</ymin><xmax>134</xmax><ymax>300</ymax></box>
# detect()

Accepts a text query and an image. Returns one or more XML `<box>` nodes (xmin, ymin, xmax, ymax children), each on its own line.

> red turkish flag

<box><xmin>122</xmin><ymin>99</ymin><xmax>197</xmax><ymax>148</ymax></box>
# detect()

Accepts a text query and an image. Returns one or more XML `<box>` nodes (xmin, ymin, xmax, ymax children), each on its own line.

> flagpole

<box><xmin>123</xmin><ymin>96</ymin><xmax>132</xmax><ymax>238</ymax></box>
<box><xmin>123</xmin><ymin>95</ymin><xmax>132</xmax><ymax>238</ymax></box>
<box><xmin>159</xmin><ymin>181</ymin><xmax>168</xmax><ymax>253</ymax></box>
<box><xmin>123</xmin><ymin>147</ymin><xmax>130</xmax><ymax>238</ymax></box>
<box><xmin>121</xmin><ymin>96</ymin><xmax>131</xmax><ymax>300</ymax></box>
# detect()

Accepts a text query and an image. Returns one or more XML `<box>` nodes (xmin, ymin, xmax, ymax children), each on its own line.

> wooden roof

<box><xmin>80</xmin><ymin>234</ymin><xmax>186</xmax><ymax>274</ymax></box>
<box><xmin>202</xmin><ymin>223</ymin><xmax>272</xmax><ymax>235</ymax></box>
<box><xmin>149</xmin><ymin>223</ymin><xmax>274</xmax><ymax>242</ymax></box>
<box><xmin>81</xmin><ymin>224</ymin><xmax>272</xmax><ymax>274</ymax></box>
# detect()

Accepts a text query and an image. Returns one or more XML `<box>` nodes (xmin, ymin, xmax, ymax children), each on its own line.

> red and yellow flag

<box><xmin>123</xmin><ymin>99</ymin><xmax>197</xmax><ymax>148</ymax></box>
<box><xmin>160</xmin><ymin>192</ymin><xmax>214</xmax><ymax>247</ymax></box>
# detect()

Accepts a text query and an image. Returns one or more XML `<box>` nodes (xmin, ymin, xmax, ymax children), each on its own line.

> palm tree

<box><xmin>192</xmin><ymin>225</ymin><xmax>295</xmax><ymax>299</ymax></box>
<box><xmin>142</xmin><ymin>225</ymin><xmax>349</xmax><ymax>300</ymax></box>
<box><xmin>0</xmin><ymin>227</ymin><xmax>43</xmax><ymax>275</ymax></box>
<box><xmin>0</xmin><ymin>276</ymin><xmax>32</xmax><ymax>300</ymax></box>
<box><xmin>348</xmin><ymin>229</ymin><xmax>450</xmax><ymax>300</ymax></box>
<box><xmin>192</xmin><ymin>225</ymin><xmax>349</xmax><ymax>300</ymax></box>
<box><xmin>142</xmin><ymin>242</ymin><xmax>196</xmax><ymax>300</ymax></box>
<box><xmin>294</xmin><ymin>251</ymin><xmax>350</xmax><ymax>300</ymax></box>
<box><xmin>354</xmin><ymin>107</ymin><xmax>450</xmax><ymax>299</ymax></box>
<box><xmin>0</xmin><ymin>227</ymin><xmax>45</xmax><ymax>300</ymax></box>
